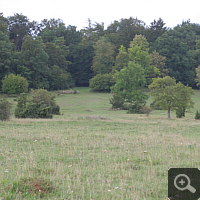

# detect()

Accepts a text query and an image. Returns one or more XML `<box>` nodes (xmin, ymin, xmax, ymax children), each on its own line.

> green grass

<box><xmin>1</xmin><ymin>87</ymin><xmax>200</xmax><ymax>199</ymax></box>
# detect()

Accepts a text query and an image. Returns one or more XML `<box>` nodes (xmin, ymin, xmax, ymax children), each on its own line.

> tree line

<box><xmin>0</xmin><ymin>13</ymin><xmax>200</xmax><ymax>91</ymax></box>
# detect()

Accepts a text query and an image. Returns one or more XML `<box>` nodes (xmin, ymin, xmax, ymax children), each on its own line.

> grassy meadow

<box><xmin>1</xmin><ymin>87</ymin><xmax>200</xmax><ymax>199</ymax></box>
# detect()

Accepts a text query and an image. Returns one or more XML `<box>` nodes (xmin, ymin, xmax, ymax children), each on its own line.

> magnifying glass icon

<box><xmin>174</xmin><ymin>174</ymin><xmax>196</xmax><ymax>193</ymax></box>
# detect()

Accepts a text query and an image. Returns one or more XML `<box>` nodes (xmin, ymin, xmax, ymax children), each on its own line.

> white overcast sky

<box><xmin>1</xmin><ymin>0</ymin><xmax>200</xmax><ymax>30</ymax></box>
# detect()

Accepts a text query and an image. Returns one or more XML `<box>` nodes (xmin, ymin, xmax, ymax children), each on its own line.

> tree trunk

<box><xmin>168</xmin><ymin>107</ymin><xmax>170</xmax><ymax>119</ymax></box>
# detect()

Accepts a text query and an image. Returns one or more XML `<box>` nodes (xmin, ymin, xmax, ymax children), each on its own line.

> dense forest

<box><xmin>0</xmin><ymin>13</ymin><xmax>200</xmax><ymax>90</ymax></box>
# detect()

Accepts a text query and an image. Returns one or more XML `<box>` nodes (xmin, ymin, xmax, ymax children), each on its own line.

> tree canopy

<box><xmin>0</xmin><ymin>12</ymin><xmax>200</xmax><ymax>91</ymax></box>
<box><xmin>111</xmin><ymin>62</ymin><xmax>148</xmax><ymax>113</ymax></box>
<box><xmin>149</xmin><ymin>76</ymin><xmax>194</xmax><ymax>118</ymax></box>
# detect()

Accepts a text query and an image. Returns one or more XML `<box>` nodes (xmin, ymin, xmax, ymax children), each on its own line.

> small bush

<box><xmin>24</xmin><ymin>102</ymin><xmax>53</xmax><ymax>119</ymax></box>
<box><xmin>176</xmin><ymin>107</ymin><xmax>185</xmax><ymax>118</ymax></box>
<box><xmin>1</xmin><ymin>73</ymin><xmax>28</xmax><ymax>94</ymax></box>
<box><xmin>89</xmin><ymin>74</ymin><xmax>115</xmax><ymax>91</ymax></box>
<box><xmin>195</xmin><ymin>111</ymin><xmax>200</xmax><ymax>120</ymax></box>
<box><xmin>31</xmin><ymin>89</ymin><xmax>60</xmax><ymax>115</ymax></box>
<box><xmin>127</xmin><ymin>103</ymin><xmax>143</xmax><ymax>114</ymax></box>
<box><xmin>14</xmin><ymin>93</ymin><xmax>27</xmax><ymax>118</ymax></box>
<box><xmin>141</xmin><ymin>105</ymin><xmax>152</xmax><ymax>116</ymax></box>
<box><xmin>15</xmin><ymin>89</ymin><xmax>60</xmax><ymax>118</ymax></box>
<box><xmin>109</xmin><ymin>94</ymin><xmax>124</xmax><ymax>109</ymax></box>
<box><xmin>0</xmin><ymin>98</ymin><xmax>11</xmax><ymax>121</ymax></box>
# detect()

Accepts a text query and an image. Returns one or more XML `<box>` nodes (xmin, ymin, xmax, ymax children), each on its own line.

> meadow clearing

<box><xmin>0</xmin><ymin>87</ymin><xmax>200</xmax><ymax>199</ymax></box>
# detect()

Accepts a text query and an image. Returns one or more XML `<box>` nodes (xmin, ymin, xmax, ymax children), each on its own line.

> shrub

<box><xmin>24</xmin><ymin>102</ymin><xmax>53</xmax><ymax>119</ymax></box>
<box><xmin>109</xmin><ymin>94</ymin><xmax>124</xmax><ymax>109</ymax></box>
<box><xmin>15</xmin><ymin>89</ymin><xmax>60</xmax><ymax>118</ymax></box>
<box><xmin>49</xmin><ymin>65</ymin><xmax>71</xmax><ymax>90</ymax></box>
<box><xmin>195</xmin><ymin>111</ymin><xmax>200</xmax><ymax>120</ymax></box>
<box><xmin>31</xmin><ymin>89</ymin><xmax>60</xmax><ymax>115</ymax></box>
<box><xmin>0</xmin><ymin>98</ymin><xmax>11</xmax><ymax>121</ymax></box>
<box><xmin>14</xmin><ymin>93</ymin><xmax>27</xmax><ymax>118</ymax></box>
<box><xmin>175</xmin><ymin>107</ymin><xmax>185</xmax><ymax>118</ymax></box>
<box><xmin>89</xmin><ymin>74</ymin><xmax>115</xmax><ymax>91</ymax></box>
<box><xmin>127</xmin><ymin>103</ymin><xmax>143</xmax><ymax>114</ymax></box>
<box><xmin>141</xmin><ymin>105</ymin><xmax>152</xmax><ymax>116</ymax></box>
<box><xmin>1</xmin><ymin>74</ymin><xmax>28</xmax><ymax>94</ymax></box>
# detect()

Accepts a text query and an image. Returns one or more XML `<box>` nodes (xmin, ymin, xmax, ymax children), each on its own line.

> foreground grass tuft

<box><xmin>3</xmin><ymin>177</ymin><xmax>56</xmax><ymax>199</ymax></box>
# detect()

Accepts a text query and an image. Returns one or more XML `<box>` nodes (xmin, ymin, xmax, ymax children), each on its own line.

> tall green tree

<box><xmin>21</xmin><ymin>36</ymin><xmax>50</xmax><ymax>89</ymax></box>
<box><xmin>67</xmin><ymin>42</ymin><xmax>94</xmax><ymax>86</ymax></box>
<box><xmin>64</xmin><ymin>25</ymin><xmax>82</xmax><ymax>46</ymax></box>
<box><xmin>150</xmin><ymin>50</ymin><xmax>168</xmax><ymax>77</ymax></box>
<box><xmin>146</xmin><ymin>18</ymin><xmax>168</xmax><ymax>44</ymax></box>
<box><xmin>9</xmin><ymin>51</ymin><xmax>31</xmax><ymax>80</ymax></box>
<box><xmin>0</xmin><ymin>31</ymin><xmax>13</xmax><ymax>87</ymax></box>
<box><xmin>153</xmin><ymin>21</ymin><xmax>200</xmax><ymax>87</ymax></box>
<box><xmin>81</xmin><ymin>19</ymin><xmax>105</xmax><ymax>43</ymax></box>
<box><xmin>106</xmin><ymin>17</ymin><xmax>146</xmax><ymax>51</ymax></box>
<box><xmin>0</xmin><ymin>13</ymin><xmax>8</xmax><ymax>34</ymax></box>
<box><xmin>44</xmin><ymin>36</ymin><xmax>71</xmax><ymax>89</ymax></box>
<box><xmin>45</xmin><ymin>37</ymin><xmax>70</xmax><ymax>71</ymax></box>
<box><xmin>48</xmin><ymin>65</ymin><xmax>71</xmax><ymax>90</ymax></box>
<box><xmin>112</xmin><ymin>45</ymin><xmax>129</xmax><ymax>73</ymax></box>
<box><xmin>39</xmin><ymin>18</ymin><xmax>66</xmax><ymax>34</ymax></box>
<box><xmin>193</xmin><ymin>40</ymin><xmax>200</xmax><ymax>87</ymax></box>
<box><xmin>128</xmin><ymin>35</ymin><xmax>160</xmax><ymax>84</ymax></box>
<box><xmin>7</xmin><ymin>13</ymin><xmax>36</xmax><ymax>51</ymax></box>
<box><xmin>39</xmin><ymin>18</ymin><xmax>82</xmax><ymax>45</ymax></box>
<box><xmin>195</xmin><ymin>65</ymin><xmax>200</xmax><ymax>87</ymax></box>
<box><xmin>41</xmin><ymin>29</ymin><xmax>57</xmax><ymax>43</ymax></box>
<box><xmin>92</xmin><ymin>37</ymin><xmax>115</xmax><ymax>74</ymax></box>
<box><xmin>111</xmin><ymin>62</ymin><xmax>148</xmax><ymax>113</ymax></box>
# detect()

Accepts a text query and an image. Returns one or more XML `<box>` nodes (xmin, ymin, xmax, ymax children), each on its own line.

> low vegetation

<box><xmin>0</xmin><ymin>87</ymin><xmax>200</xmax><ymax>199</ymax></box>
<box><xmin>15</xmin><ymin>89</ymin><xmax>60</xmax><ymax>119</ymax></box>
<box><xmin>1</xmin><ymin>73</ymin><xmax>29</xmax><ymax>94</ymax></box>
<box><xmin>195</xmin><ymin>110</ymin><xmax>200</xmax><ymax>119</ymax></box>
<box><xmin>0</xmin><ymin>98</ymin><xmax>11</xmax><ymax>121</ymax></box>
<box><xmin>89</xmin><ymin>73</ymin><xmax>115</xmax><ymax>91</ymax></box>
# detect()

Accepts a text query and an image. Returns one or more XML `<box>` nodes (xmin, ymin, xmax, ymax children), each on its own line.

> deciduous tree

<box><xmin>22</xmin><ymin>36</ymin><xmax>50</xmax><ymax>89</ymax></box>
<box><xmin>0</xmin><ymin>31</ymin><xmax>13</xmax><ymax>87</ymax></box>
<box><xmin>150</xmin><ymin>50</ymin><xmax>168</xmax><ymax>77</ymax></box>
<box><xmin>67</xmin><ymin>42</ymin><xmax>94</xmax><ymax>86</ymax></box>
<box><xmin>128</xmin><ymin>35</ymin><xmax>160</xmax><ymax>84</ymax></box>
<box><xmin>112</xmin><ymin>45</ymin><xmax>129</xmax><ymax>73</ymax></box>
<box><xmin>149</xmin><ymin>76</ymin><xmax>176</xmax><ymax>119</ymax></box>
<box><xmin>0</xmin><ymin>13</ymin><xmax>8</xmax><ymax>34</ymax></box>
<box><xmin>149</xmin><ymin>76</ymin><xmax>194</xmax><ymax>119</ymax></box>
<box><xmin>153</xmin><ymin>21</ymin><xmax>200</xmax><ymax>87</ymax></box>
<box><xmin>92</xmin><ymin>37</ymin><xmax>115</xmax><ymax>74</ymax></box>
<box><xmin>7</xmin><ymin>13</ymin><xmax>36</xmax><ymax>51</ymax></box>
<box><xmin>111</xmin><ymin>62</ymin><xmax>148</xmax><ymax>113</ymax></box>
<box><xmin>173</xmin><ymin>82</ymin><xmax>194</xmax><ymax>118</ymax></box>
<box><xmin>195</xmin><ymin>65</ymin><xmax>200</xmax><ymax>87</ymax></box>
